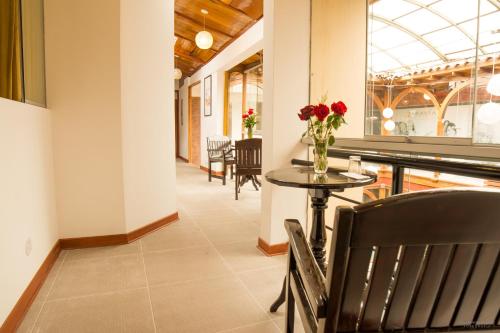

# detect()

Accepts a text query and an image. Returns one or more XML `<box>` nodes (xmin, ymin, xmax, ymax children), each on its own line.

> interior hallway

<box><xmin>17</xmin><ymin>161</ymin><xmax>291</xmax><ymax>333</ymax></box>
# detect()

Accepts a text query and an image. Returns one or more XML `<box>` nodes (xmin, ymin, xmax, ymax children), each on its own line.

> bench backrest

<box><xmin>325</xmin><ymin>188</ymin><xmax>500</xmax><ymax>332</ymax></box>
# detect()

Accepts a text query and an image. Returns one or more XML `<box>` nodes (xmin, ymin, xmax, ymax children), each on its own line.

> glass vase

<box><xmin>247</xmin><ymin>127</ymin><xmax>254</xmax><ymax>139</ymax></box>
<box><xmin>313</xmin><ymin>138</ymin><xmax>328</xmax><ymax>174</ymax></box>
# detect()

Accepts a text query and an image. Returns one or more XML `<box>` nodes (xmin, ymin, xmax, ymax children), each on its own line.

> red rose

<box><xmin>242</xmin><ymin>114</ymin><xmax>248</xmax><ymax>119</ymax></box>
<box><xmin>248</xmin><ymin>109</ymin><xmax>254</xmax><ymax>115</ymax></box>
<box><xmin>331</xmin><ymin>101</ymin><xmax>347</xmax><ymax>116</ymax></box>
<box><xmin>313</xmin><ymin>104</ymin><xmax>330</xmax><ymax>122</ymax></box>
<box><xmin>298</xmin><ymin>105</ymin><xmax>314</xmax><ymax>121</ymax></box>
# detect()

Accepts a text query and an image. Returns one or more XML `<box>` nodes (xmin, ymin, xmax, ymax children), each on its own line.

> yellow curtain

<box><xmin>0</xmin><ymin>0</ymin><xmax>23</xmax><ymax>101</ymax></box>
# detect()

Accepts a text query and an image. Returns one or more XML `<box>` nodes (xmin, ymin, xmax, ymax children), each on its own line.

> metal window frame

<box><xmin>362</xmin><ymin>0</ymin><xmax>500</xmax><ymax>156</ymax></box>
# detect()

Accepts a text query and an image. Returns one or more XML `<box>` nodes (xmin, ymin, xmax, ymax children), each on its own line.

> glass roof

<box><xmin>368</xmin><ymin>0</ymin><xmax>500</xmax><ymax>75</ymax></box>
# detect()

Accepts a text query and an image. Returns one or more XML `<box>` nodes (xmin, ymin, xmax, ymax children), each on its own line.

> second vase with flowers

<box><xmin>298</xmin><ymin>98</ymin><xmax>348</xmax><ymax>174</ymax></box>
<box><xmin>243</xmin><ymin>108</ymin><xmax>257</xmax><ymax>138</ymax></box>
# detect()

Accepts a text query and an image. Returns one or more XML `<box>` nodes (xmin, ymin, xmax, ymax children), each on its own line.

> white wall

<box><xmin>45</xmin><ymin>0</ymin><xmax>177</xmax><ymax>237</ymax></box>
<box><xmin>309</xmin><ymin>0</ymin><xmax>368</xmax><ymax>249</ymax></box>
<box><xmin>120</xmin><ymin>0</ymin><xmax>177</xmax><ymax>232</ymax></box>
<box><xmin>310</xmin><ymin>0</ymin><xmax>367</xmax><ymax>139</ymax></box>
<box><xmin>178</xmin><ymin>19</ymin><xmax>264</xmax><ymax>168</ymax></box>
<box><xmin>0</xmin><ymin>99</ymin><xmax>59</xmax><ymax>324</ymax></box>
<box><xmin>45</xmin><ymin>0</ymin><xmax>127</xmax><ymax>238</ymax></box>
<box><xmin>260</xmin><ymin>0</ymin><xmax>310</xmax><ymax>245</ymax></box>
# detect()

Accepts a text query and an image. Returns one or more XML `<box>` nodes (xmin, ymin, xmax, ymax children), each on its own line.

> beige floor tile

<box><xmin>37</xmin><ymin>252</ymin><xmax>66</xmax><ymax>299</ymax></box>
<box><xmin>150</xmin><ymin>277</ymin><xmax>269</xmax><ymax>333</ymax></box>
<box><xmin>273</xmin><ymin>310</ymin><xmax>305</xmax><ymax>333</ymax></box>
<box><xmin>216</xmin><ymin>241</ymin><xmax>286</xmax><ymax>272</ymax></box>
<box><xmin>189</xmin><ymin>210</ymin><xmax>242</xmax><ymax>223</ymax></box>
<box><xmin>238</xmin><ymin>266</ymin><xmax>287</xmax><ymax>318</ymax></box>
<box><xmin>16</xmin><ymin>300</ymin><xmax>43</xmax><ymax>333</ymax></box>
<box><xmin>140</xmin><ymin>222</ymin><xmax>210</xmax><ymax>252</ymax></box>
<box><xmin>143</xmin><ymin>246</ymin><xmax>231</xmax><ymax>285</ymax></box>
<box><xmin>33</xmin><ymin>289</ymin><xmax>155</xmax><ymax>333</ymax></box>
<box><xmin>48</xmin><ymin>254</ymin><xmax>146</xmax><ymax>300</ymax></box>
<box><xmin>223</xmin><ymin>320</ymin><xmax>280</xmax><ymax>333</ymax></box>
<box><xmin>200</xmin><ymin>221</ymin><xmax>260</xmax><ymax>245</ymax></box>
<box><xmin>64</xmin><ymin>242</ymin><xmax>140</xmax><ymax>261</ymax></box>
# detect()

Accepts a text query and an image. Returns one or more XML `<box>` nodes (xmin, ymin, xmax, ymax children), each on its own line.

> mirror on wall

<box><xmin>0</xmin><ymin>0</ymin><xmax>46</xmax><ymax>107</ymax></box>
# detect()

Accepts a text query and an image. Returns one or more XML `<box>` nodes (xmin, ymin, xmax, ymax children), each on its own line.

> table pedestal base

<box><xmin>269</xmin><ymin>189</ymin><xmax>330</xmax><ymax>312</ymax></box>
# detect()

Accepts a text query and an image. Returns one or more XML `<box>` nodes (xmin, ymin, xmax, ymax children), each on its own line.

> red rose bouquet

<box><xmin>242</xmin><ymin>108</ymin><xmax>257</xmax><ymax>138</ymax></box>
<box><xmin>298</xmin><ymin>97</ymin><xmax>348</xmax><ymax>173</ymax></box>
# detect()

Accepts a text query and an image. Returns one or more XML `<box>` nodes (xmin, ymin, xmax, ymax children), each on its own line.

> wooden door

<box><xmin>175</xmin><ymin>90</ymin><xmax>180</xmax><ymax>157</ymax></box>
<box><xmin>189</xmin><ymin>83</ymin><xmax>201</xmax><ymax>166</ymax></box>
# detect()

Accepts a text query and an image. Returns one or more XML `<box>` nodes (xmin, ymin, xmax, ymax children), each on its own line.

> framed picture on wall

<box><xmin>204</xmin><ymin>75</ymin><xmax>212</xmax><ymax>117</ymax></box>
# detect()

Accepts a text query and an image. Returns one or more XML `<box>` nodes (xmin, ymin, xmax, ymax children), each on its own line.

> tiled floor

<box><xmin>17</xmin><ymin>161</ymin><xmax>300</xmax><ymax>333</ymax></box>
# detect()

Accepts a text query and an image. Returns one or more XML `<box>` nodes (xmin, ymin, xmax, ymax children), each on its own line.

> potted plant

<box><xmin>242</xmin><ymin>108</ymin><xmax>257</xmax><ymax>138</ymax></box>
<box><xmin>298</xmin><ymin>98</ymin><xmax>347</xmax><ymax>174</ymax></box>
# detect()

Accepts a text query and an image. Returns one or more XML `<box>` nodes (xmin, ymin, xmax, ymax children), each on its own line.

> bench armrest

<box><xmin>285</xmin><ymin>219</ymin><xmax>327</xmax><ymax>318</ymax></box>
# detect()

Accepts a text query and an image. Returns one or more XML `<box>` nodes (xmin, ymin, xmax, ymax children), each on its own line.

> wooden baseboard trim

<box><xmin>127</xmin><ymin>212</ymin><xmax>179</xmax><ymax>242</ymax></box>
<box><xmin>199</xmin><ymin>165</ymin><xmax>225</xmax><ymax>177</ymax></box>
<box><xmin>177</xmin><ymin>156</ymin><xmax>189</xmax><ymax>163</ymax></box>
<box><xmin>1</xmin><ymin>241</ymin><xmax>61</xmax><ymax>333</ymax></box>
<box><xmin>257</xmin><ymin>238</ymin><xmax>288</xmax><ymax>256</ymax></box>
<box><xmin>59</xmin><ymin>234</ymin><xmax>128</xmax><ymax>249</ymax></box>
<box><xmin>60</xmin><ymin>212</ymin><xmax>179</xmax><ymax>249</ymax></box>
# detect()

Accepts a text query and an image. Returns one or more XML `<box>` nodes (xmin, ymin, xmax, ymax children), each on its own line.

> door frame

<box><xmin>175</xmin><ymin>90</ymin><xmax>180</xmax><ymax>157</ymax></box>
<box><xmin>188</xmin><ymin>80</ymin><xmax>201</xmax><ymax>164</ymax></box>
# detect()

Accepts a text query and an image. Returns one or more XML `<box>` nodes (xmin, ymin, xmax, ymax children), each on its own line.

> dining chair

<box><xmin>206</xmin><ymin>136</ymin><xmax>235</xmax><ymax>185</ymax></box>
<box><xmin>234</xmin><ymin>138</ymin><xmax>262</xmax><ymax>200</ymax></box>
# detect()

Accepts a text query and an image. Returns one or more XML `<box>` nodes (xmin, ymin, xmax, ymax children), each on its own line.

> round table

<box><xmin>265</xmin><ymin>166</ymin><xmax>376</xmax><ymax>312</ymax></box>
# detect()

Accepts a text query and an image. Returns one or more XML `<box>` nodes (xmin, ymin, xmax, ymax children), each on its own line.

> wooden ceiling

<box><xmin>174</xmin><ymin>0</ymin><xmax>263</xmax><ymax>78</ymax></box>
<box><xmin>228</xmin><ymin>51</ymin><xmax>262</xmax><ymax>72</ymax></box>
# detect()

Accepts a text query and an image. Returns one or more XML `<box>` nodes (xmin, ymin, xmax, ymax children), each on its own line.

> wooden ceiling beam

<box><xmin>210</xmin><ymin>0</ymin><xmax>254</xmax><ymax>19</ymax></box>
<box><xmin>174</xmin><ymin>11</ymin><xmax>234</xmax><ymax>39</ymax></box>
<box><xmin>175</xmin><ymin>50</ymin><xmax>204</xmax><ymax>65</ymax></box>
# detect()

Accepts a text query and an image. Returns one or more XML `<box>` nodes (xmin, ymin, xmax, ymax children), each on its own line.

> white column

<box><xmin>260</xmin><ymin>0</ymin><xmax>311</xmax><ymax>247</ymax></box>
<box><xmin>120</xmin><ymin>0</ymin><xmax>177</xmax><ymax>232</ymax></box>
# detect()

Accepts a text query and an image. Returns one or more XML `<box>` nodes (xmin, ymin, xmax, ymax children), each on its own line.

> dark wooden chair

<box><xmin>284</xmin><ymin>188</ymin><xmax>500</xmax><ymax>333</ymax></box>
<box><xmin>206</xmin><ymin>136</ymin><xmax>235</xmax><ymax>185</ymax></box>
<box><xmin>235</xmin><ymin>138</ymin><xmax>262</xmax><ymax>200</ymax></box>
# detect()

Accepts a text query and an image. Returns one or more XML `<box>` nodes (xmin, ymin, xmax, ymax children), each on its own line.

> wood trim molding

<box><xmin>127</xmin><ymin>213</ymin><xmax>179</xmax><ymax>243</ymax></box>
<box><xmin>177</xmin><ymin>156</ymin><xmax>189</xmax><ymax>163</ymax></box>
<box><xmin>257</xmin><ymin>238</ymin><xmax>288</xmax><ymax>256</ymax></box>
<box><xmin>1</xmin><ymin>241</ymin><xmax>61</xmax><ymax>333</ymax></box>
<box><xmin>60</xmin><ymin>212</ymin><xmax>179</xmax><ymax>249</ymax></box>
<box><xmin>199</xmin><ymin>165</ymin><xmax>224</xmax><ymax>177</ymax></box>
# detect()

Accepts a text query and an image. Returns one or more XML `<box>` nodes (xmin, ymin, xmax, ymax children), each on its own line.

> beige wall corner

<box><xmin>44</xmin><ymin>0</ymin><xmax>126</xmax><ymax>238</ymax></box>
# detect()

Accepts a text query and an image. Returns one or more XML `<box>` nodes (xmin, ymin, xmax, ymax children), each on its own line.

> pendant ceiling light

<box><xmin>174</xmin><ymin>55</ymin><xmax>182</xmax><ymax>80</ymax></box>
<box><xmin>487</xmin><ymin>74</ymin><xmax>500</xmax><ymax>97</ymax></box>
<box><xmin>195</xmin><ymin>9</ymin><xmax>213</xmax><ymax>50</ymax></box>
<box><xmin>383</xmin><ymin>80</ymin><xmax>395</xmax><ymax>119</ymax></box>
<box><xmin>382</xmin><ymin>107</ymin><xmax>394</xmax><ymax>119</ymax></box>
<box><xmin>478</xmin><ymin>55</ymin><xmax>500</xmax><ymax>124</ymax></box>
<box><xmin>384</xmin><ymin>119</ymin><xmax>396</xmax><ymax>131</ymax></box>
<box><xmin>174</xmin><ymin>68</ymin><xmax>182</xmax><ymax>80</ymax></box>
<box><xmin>477</xmin><ymin>102</ymin><xmax>500</xmax><ymax>125</ymax></box>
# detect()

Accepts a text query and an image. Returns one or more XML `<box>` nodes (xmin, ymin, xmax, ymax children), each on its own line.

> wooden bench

<box><xmin>284</xmin><ymin>188</ymin><xmax>500</xmax><ymax>332</ymax></box>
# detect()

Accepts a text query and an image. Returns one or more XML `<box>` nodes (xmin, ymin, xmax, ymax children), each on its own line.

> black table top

<box><xmin>265</xmin><ymin>166</ymin><xmax>376</xmax><ymax>190</ymax></box>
